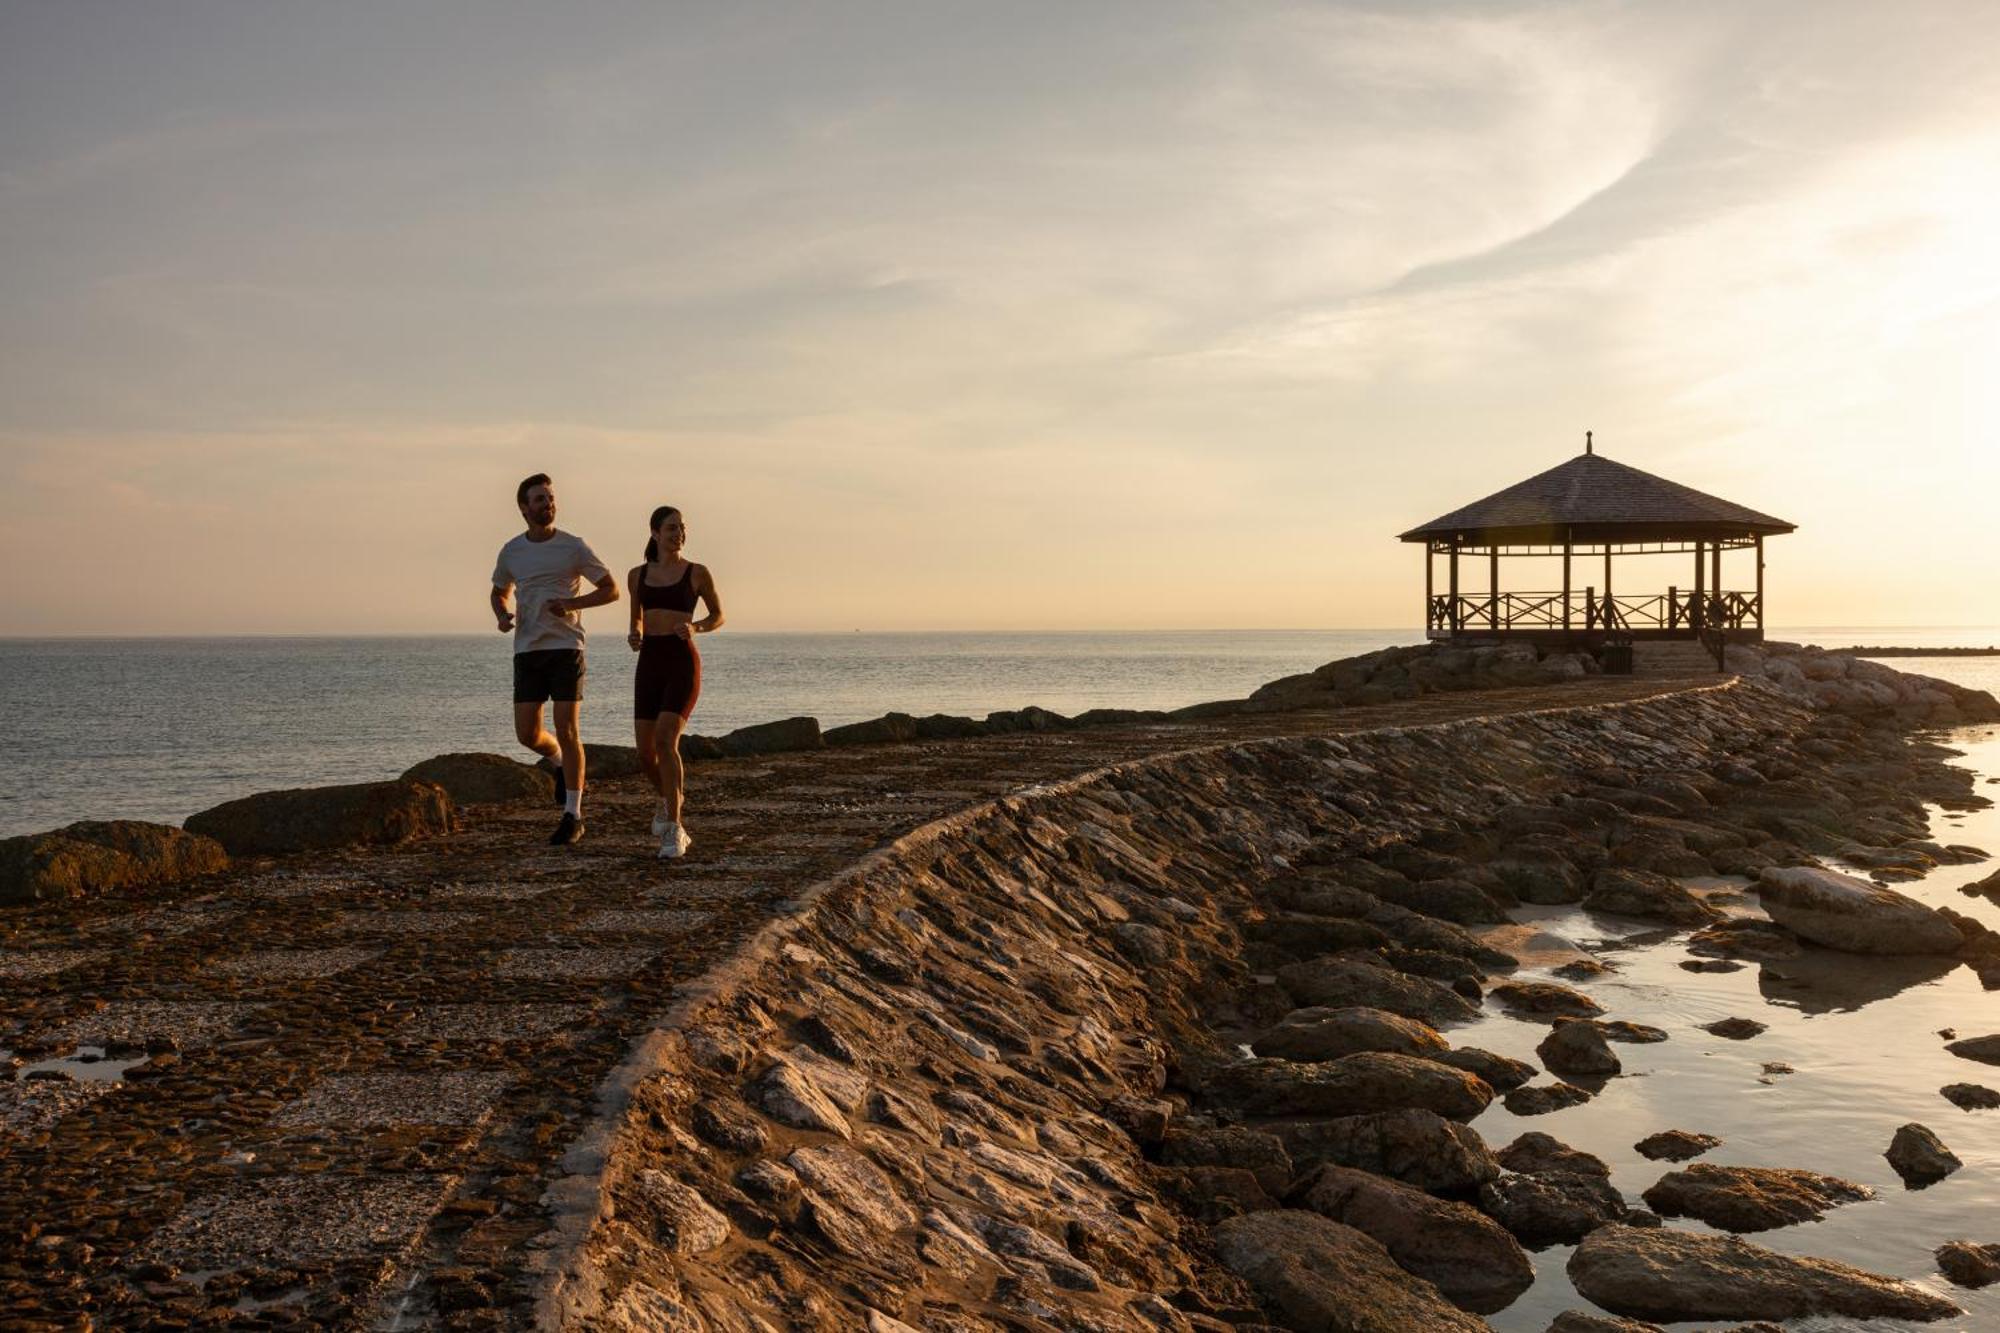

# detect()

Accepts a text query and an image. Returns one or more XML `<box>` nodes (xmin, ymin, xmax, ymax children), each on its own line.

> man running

<box><xmin>491</xmin><ymin>473</ymin><xmax>619</xmax><ymax>845</ymax></box>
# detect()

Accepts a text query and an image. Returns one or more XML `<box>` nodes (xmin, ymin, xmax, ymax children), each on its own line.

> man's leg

<box><xmin>513</xmin><ymin>702</ymin><xmax>560</xmax><ymax>764</ymax></box>
<box><xmin>552</xmin><ymin>700</ymin><xmax>584</xmax><ymax>812</ymax></box>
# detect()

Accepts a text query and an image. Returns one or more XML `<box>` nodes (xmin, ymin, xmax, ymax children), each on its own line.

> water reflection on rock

<box><xmin>1755</xmin><ymin>949</ymin><xmax>1962</xmax><ymax>1015</ymax></box>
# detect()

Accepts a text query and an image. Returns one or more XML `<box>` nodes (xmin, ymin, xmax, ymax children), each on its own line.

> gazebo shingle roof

<box><xmin>1399</xmin><ymin>451</ymin><xmax>1795</xmax><ymax>543</ymax></box>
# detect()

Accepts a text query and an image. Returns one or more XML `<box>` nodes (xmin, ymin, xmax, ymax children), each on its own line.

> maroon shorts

<box><xmin>635</xmin><ymin>635</ymin><xmax>701</xmax><ymax>721</ymax></box>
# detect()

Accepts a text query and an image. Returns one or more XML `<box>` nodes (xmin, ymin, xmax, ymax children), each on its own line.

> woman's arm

<box><xmin>626</xmin><ymin>567</ymin><xmax>645</xmax><ymax>649</ymax></box>
<box><xmin>690</xmin><ymin>565</ymin><xmax>725</xmax><ymax>636</ymax></box>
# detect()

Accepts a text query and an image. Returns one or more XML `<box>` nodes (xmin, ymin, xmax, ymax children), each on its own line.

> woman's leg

<box><xmin>653</xmin><ymin>711</ymin><xmax>688</xmax><ymax>824</ymax></box>
<box><xmin>633</xmin><ymin>718</ymin><xmax>661</xmax><ymax>798</ymax></box>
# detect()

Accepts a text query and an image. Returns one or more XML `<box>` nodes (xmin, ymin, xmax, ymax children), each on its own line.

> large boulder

<box><xmin>824</xmin><ymin>713</ymin><xmax>920</xmax><ymax>747</ymax></box>
<box><xmin>1201</xmin><ymin>1052</ymin><xmax>1492</xmax><ymax>1122</ymax></box>
<box><xmin>1886</xmin><ymin>1123</ymin><xmax>1961</xmax><ymax>1185</ymax></box>
<box><xmin>1276</xmin><ymin>956</ymin><xmax>1479</xmax><ymax>1026</ymax></box>
<box><xmin>399</xmin><ymin>752</ymin><xmax>552</xmax><ymax>805</ymax></box>
<box><xmin>1160</xmin><ymin>1127</ymin><xmax>1293</xmax><ymax>1197</ymax></box>
<box><xmin>184</xmin><ymin>780</ymin><xmax>454</xmax><ymax>856</ymax></box>
<box><xmin>1251</xmin><ymin>1006</ymin><xmax>1447</xmax><ymax>1062</ymax></box>
<box><xmin>1291</xmin><ymin>1164</ymin><xmax>1533</xmax><ymax>1314</ymax></box>
<box><xmin>1273</xmin><ymin>1108</ymin><xmax>1500</xmax><ymax>1194</ymax></box>
<box><xmin>1538</xmin><ymin>1019</ymin><xmax>1621</xmax><ymax>1077</ymax></box>
<box><xmin>1478</xmin><ymin>1170</ymin><xmax>1630</xmax><ymax>1248</ymax></box>
<box><xmin>1568</xmin><ymin>1224</ymin><xmax>1960</xmax><ymax>1323</ymax></box>
<box><xmin>1756</xmin><ymin>865</ymin><xmax>1964</xmax><ymax>954</ymax></box>
<box><xmin>0</xmin><ymin>820</ymin><xmax>227</xmax><ymax>905</ymax></box>
<box><xmin>1584</xmin><ymin>867</ymin><xmax>1723</xmax><ymax>926</ymax></box>
<box><xmin>1641</xmin><ymin>1164</ymin><xmax>1872</xmax><ymax>1232</ymax></box>
<box><xmin>718</xmin><ymin>716</ymin><xmax>823</xmax><ymax>756</ymax></box>
<box><xmin>1211</xmin><ymin>1210</ymin><xmax>1489</xmax><ymax>1332</ymax></box>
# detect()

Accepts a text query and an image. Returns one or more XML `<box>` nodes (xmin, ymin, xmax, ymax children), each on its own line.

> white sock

<box><xmin>564</xmin><ymin>791</ymin><xmax>581</xmax><ymax>817</ymax></box>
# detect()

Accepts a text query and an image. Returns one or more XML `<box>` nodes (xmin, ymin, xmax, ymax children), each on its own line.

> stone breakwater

<box><xmin>538</xmin><ymin>668</ymin><xmax>1998</xmax><ymax>1331</ymax></box>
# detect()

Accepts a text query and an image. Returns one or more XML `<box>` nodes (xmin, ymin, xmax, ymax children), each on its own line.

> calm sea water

<box><xmin>3</xmin><ymin>626</ymin><xmax>1996</xmax><ymax>837</ymax></box>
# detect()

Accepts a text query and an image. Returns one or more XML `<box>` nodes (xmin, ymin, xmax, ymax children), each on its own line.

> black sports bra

<box><xmin>638</xmin><ymin>563</ymin><xmax>698</xmax><ymax>612</ymax></box>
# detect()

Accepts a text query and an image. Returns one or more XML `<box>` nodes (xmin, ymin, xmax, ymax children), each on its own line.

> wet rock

<box><xmin>1538</xmin><ymin>1019</ymin><xmax>1621</xmax><ymax>1077</ymax></box>
<box><xmin>629</xmin><ymin>1170</ymin><xmax>730</xmax><ymax>1254</ymax></box>
<box><xmin>1567</xmin><ymin>1223</ymin><xmax>1961</xmax><ymax>1323</ymax></box>
<box><xmin>398</xmin><ymin>752</ymin><xmax>551</xmax><ymax>805</ymax></box>
<box><xmin>1756</xmin><ymin>865</ymin><xmax>1964</xmax><ymax>955</ymax></box>
<box><xmin>1275</xmin><ymin>956</ymin><xmax>1479</xmax><ymax>1025</ymax></box>
<box><xmin>0</xmin><ymin>819</ymin><xmax>228</xmax><ymax>904</ymax></box>
<box><xmin>1479</xmin><ymin>1170</ymin><xmax>1629</xmax><ymax>1247</ymax></box>
<box><xmin>185</xmin><ymin>779</ymin><xmax>455</xmax><ymax>855</ymax></box>
<box><xmin>1682</xmin><ymin>958</ymin><xmax>1745</xmax><ymax>973</ymax></box>
<box><xmin>1161</xmin><ymin>1127</ymin><xmax>1293</xmax><ymax>1197</ymax></box>
<box><xmin>1505</xmin><ymin>1082</ymin><xmax>1594</xmax><ymax>1116</ymax></box>
<box><xmin>1373</xmin><ymin>877</ymin><xmax>1509</xmax><ymax>925</ymax></box>
<box><xmin>1200</xmin><ymin>1051</ymin><xmax>1492</xmax><ymax>1121</ymax></box>
<box><xmin>1497</xmin><ymin>1132</ymin><xmax>1610</xmax><ymax>1179</ymax></box>
<box><xmin>1594</xmin><ymin>1020</ymin><xmax>1668</xmax><ymax>1043</ymax></box>
<box><xmin>1641</xmin><ymin>1164</ymin><xmax>1872</xmax><ymax>1233</ymax></box>
<box><xmin>1436</xmin><ymin>1046</ymin><xmax>1535</xmax><ymax>1091</ymax></box>
<box><xmin>1553</xmin><ymin>959</ymin><xmax>1615</xmax><ymax>981</ymax></box>
<box><xmin>1945</xmin><ymin>1033</ymin><xmax>2000</xmax><ymax>1065</ymax></box>
<box><xmin>1885</xmin><ymin>1123</ymin><xmax>1961</xmax><ymax>1186</ymax></box>
<box><xmin>1687</xmin><ymin>919</ymin><xmax>1802</xmax><ymax>961</ymax></box>
<box><xmin>1250</xmin><ymin>1006</ymin><xmax>1447</xmax><ymax>1062</ymax></box>
<box><xmin>1585</xmin><ymin>868</ymin><xmax>1723</xmax><ymax>926</ymax></box>
<box><xmin>1211</xmin><ymin>1210</ymin><xmax>1488</xmax><ymax>1332</ymax></box>
<box><xmin>1941</xmin><ymin>1083</ymin><xmax>2000</xmax><ymax>1110</ymax></box>
<box><xmin>1702</xmin><ymin>1017</ymin><xmax>1768</xmax><ymax>1040</ymax></box>
<box><xmin>1936</xmin><ymin>1240</ymin><xmax>2000</xmax><ymax>1288</ymax></box>
<box><xmin>1290</xmin><ymin>1164</ymin><xmax>1534</xmax><ymax>1314</ymax></box>
<box><xmin>1273</xmin><ymin>1107</ymin><xmax>1500</xmax><ymax>1194</ymax></box>
<box><xmin>1490</xmin><ymin>980</ymin><xmax>1603</xmax><ymax>1019</ymax></box>
<box><xmin>1547</xmin><ymin>1312</ymin><xmax>1664</xmax><ymax>1332</ymax></box>
<box><xmin>1634</xmin><ymin>1130</ymin><xmax>1721</xmax><ymax>1162</ymax></box>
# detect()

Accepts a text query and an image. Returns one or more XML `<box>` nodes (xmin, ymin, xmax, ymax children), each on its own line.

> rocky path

<box><xmin>0</xmin><ymin>672</ymin><xmax>1716</xmax><ymax>1329</ymax></box>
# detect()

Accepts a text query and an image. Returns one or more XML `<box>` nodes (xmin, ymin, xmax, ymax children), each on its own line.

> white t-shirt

<box><xmin>493</xmin><ymin>529</ymin><xmax>611</xmax><ymax>654</ymax></box>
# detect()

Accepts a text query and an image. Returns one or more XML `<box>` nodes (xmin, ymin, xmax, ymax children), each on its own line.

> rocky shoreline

<box><xmin>5</xmin><ymin>640</ymin><xmax>2000</xmax><ymax>1329</ymax></box>
<box><xmin>536</xmin><ymin>647</ymin><xmax>2000</xmax><ymax>1331</ymax></box>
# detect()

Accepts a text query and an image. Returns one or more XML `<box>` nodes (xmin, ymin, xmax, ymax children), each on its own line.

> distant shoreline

<box><xmin>1835</xmin><ymin>646</ymin><xmax>2000</xmax><ymax>657</ymax></box>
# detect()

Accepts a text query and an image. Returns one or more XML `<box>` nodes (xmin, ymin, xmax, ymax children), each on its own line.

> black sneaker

<box><xmin>549</xmin><ymin>813</ymin><xmax>584</xmax><ymax>846</ymax></box>
<box><xmin>538</xmin><ymin>757</ymin><xmax>567</xmax><ymax>808</ymax></box>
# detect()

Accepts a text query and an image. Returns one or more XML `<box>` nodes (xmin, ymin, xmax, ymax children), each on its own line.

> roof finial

<box><xmin>1585</xmin><ymin>429</ymin><xmax>1594</xmax><ymax>456</ymax></box>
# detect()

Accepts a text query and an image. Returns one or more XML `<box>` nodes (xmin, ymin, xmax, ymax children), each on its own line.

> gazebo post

<box><xmin>1488</xmin><ymin>546</ymin><xmax>1499</xmax><ymax>632</ymax></box>
<box><xmin>1692</xmin><ymin>539</ymin><xmax>1705</xmax><ymax>631</ymax></box>
<box><xmin>1425</xmin><ymin>541</ymin><xmax>1434</xmax><ymax>634</ymax></box>
<box><xmin>1448</xmin><ymin>541</ymin><xmax>1460</xmax><ymax>634</ymax></box>
<box><xmin>1602</xmin><ymin>546</ymin><xmax>1612</xmax><ymax>627</ymax></box>
<box><xmin>1561</xmin><ymin>530</ymin><xmax>1572</xmax><ymax>633</ymax></box>
<box><xmin>1755</xmin><ymin>534</ymin><xmax>1765</xmax><ymax>630</ymax></box>
<box><xmin>1711</xmin><ymin>540</ymin><xmax>1722</xmax><ymax>623</ymax></box>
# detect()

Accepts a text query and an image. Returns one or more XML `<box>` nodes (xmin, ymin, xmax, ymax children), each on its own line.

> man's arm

<box><xmin>491</xmin><ymin>582</ymin><xmax>515</xmax><ymax>633</ymax></box>
<box><xmin>548</xmin><ymin>573</ymin><xmax>620</xmax><ymax>618</ymax></box>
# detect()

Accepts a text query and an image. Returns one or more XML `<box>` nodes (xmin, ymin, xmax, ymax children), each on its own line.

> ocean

<box><xmin>3</xmin><ymin>627</ymin><xmax>1996</xmax><ymax>838</ymax></box>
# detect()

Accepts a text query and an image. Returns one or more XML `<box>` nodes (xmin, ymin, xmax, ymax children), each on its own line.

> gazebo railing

<box><xmin>1426</xmin><ymin>589</ymin><xmax>1761</xmax><ymax>636</ymax></box>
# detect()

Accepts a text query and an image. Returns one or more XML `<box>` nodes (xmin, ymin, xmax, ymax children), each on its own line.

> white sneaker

<box><xmin>657</xmin><ymin>823</ymin><xmax>692</xmax><ymax>860</ymax></box>
<box><xmin>650</xmin><ymin>809</ymin><xmax>671</xmax><ymax>838</ymax></box>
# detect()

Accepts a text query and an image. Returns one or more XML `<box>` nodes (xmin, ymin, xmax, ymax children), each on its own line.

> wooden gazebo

<box><xmin>1398</xmin><ymin>436</ymin><xmax>1795</xmax><ymax>651</ymax></box>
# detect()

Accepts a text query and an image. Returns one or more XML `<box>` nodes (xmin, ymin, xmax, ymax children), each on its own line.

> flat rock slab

<box><xmin>491</xmin><ymin>947</ymin><xmax>657</xmax><ymax>980</ymax></box>
<box><xmin>37</xmin><ymin>1001</ymin><xmax>251</xmax><ymax>1052</ymax></box>
<box><xmin>573</xmin><ymin>909</ymin><xmax>715</xmax><ymax>934</ymax></box>
<box><xmin>139</xmin><ymin>1173</ymin><xmax>459</xmax><ymax>1271</ymax></box>
<box><xmin>647</xmin><ymin>880</ymin><xmax>770</xmax><ymax>901</ymax></box>
<box><xmin>274</xmin><ymin>1072</ymin><xmax>513</xmax><ymax>1128</ymax></box>
<box><xmin>1756</xmin><ymin>865</ymin><xmax>1963</xmax><ymax>955</ymax></box>
<box><xmin>1569</xmin><ymin>1223</ymin><xmax>1961</xmax><ymax>1323</ymax></box>
<box><xmin>400</xmin><ymin>1004</ymin><xmax>593</xmax><ymax>1042</ymax></box>
<box><xmin>92</xmin><ymin>901</ymin><xmax>237</xmax><ymax>937</ymax></box>
<box><xmin>1212</xmin><ymin>1209</ymin><xmax>1487</xmax><ymax>1331</ymax></box>
<box><xmin>0</xmin><ymin>949</ymin><xmax>104</xmax><ymax>979</ymax></box>
<box><xmin>1642</xmin><ymin>1163</ymin><xmax>1873</xmax><ymax>1232</ymax></box>
<box><xmin>210</xmin><ymin>947</ymin><xmax>380</xmax><ymax>980</ymax></box>
<box><xmin>0</xmin><ymin>1079</ymin><xmax>116</xmax><ymax>1139</ymax></box>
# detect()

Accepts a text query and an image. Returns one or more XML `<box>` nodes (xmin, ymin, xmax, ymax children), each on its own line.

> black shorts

<box><xmin>514</xmin><ymin>649</ymin><xmax>586</xmax><ymax>703</ymax></box>
<box><xmin>635</xmin><ymin>636</ymin><xmax>701</xmax><ymax>721</ymax></box>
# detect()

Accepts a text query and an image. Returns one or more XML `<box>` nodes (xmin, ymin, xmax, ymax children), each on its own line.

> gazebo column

<box><xmin>1711</xmin><ymin>539</ymin><xmax>1723</xmax><ymax>623</ymax></box>
<box><xmin>1755</xmin><ymin>534</ymin><xmax>1765</xmax><ymax>630</ymax></box>
<box><xmin>1561</xmin><ymin>531</ymin><xmax>1572</xmax><ymax>633</ymax></box>
<box><xmin>1425</xmin><ymin>542</ymin><xmax>1434</xmax><ymax>634</ymax></box>
<box><xmin>1602</xmin><ymin>546</ymin><xmax>1613</xmax><ymax>627</ymax></box>
<box><xmin>1692</xmin><ymin>540</ymin><xmax>1705</xmax><ymax>631</ymax></box>
<box><xmin>1448</xmin><ymin>541</ymin><xmax>1460</xmax><ymax>635</ymax></box>
<box><xmin>1488</xmin><ymin>547</ymin><xmax>1499</xmax><ymax>631</ymax></box>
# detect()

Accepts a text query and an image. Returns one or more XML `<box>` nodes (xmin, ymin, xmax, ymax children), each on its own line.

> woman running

<box><xmin>627</xmin><ymin>505</ymin><xmax>725</xmax><ymax>858</ymax></box>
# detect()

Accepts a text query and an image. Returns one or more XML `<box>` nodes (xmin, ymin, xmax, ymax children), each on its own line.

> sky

<box><xmin>3</xmin><ymin>1</ymin><xmax>1998</xmax><ymax>635</ymax></box>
